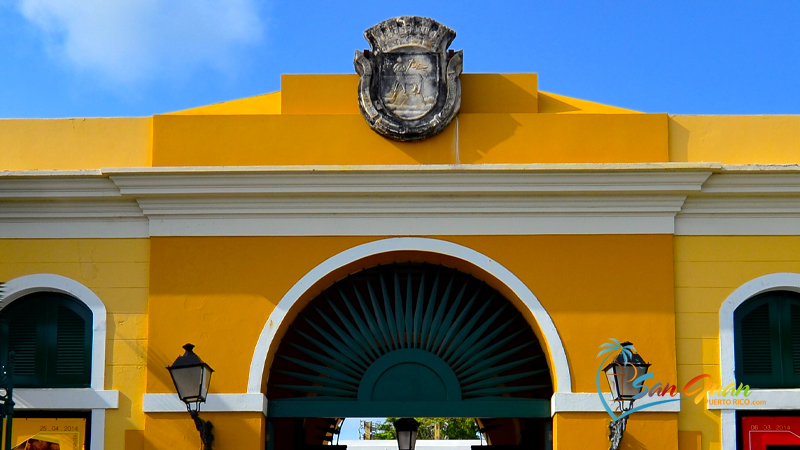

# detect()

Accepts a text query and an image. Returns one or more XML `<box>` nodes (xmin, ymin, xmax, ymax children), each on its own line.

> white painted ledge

<box><xmin>14</xmin><ymin>389</ymin><xmax>119</xmax><ymax>410</ymax></box>
<box><xmin>143</xmin><ymin>393</ymin><xmax>267</xmax><ymax>415</ymax></box>
<box><xmin>707</xmin><ymin>389</ymin><xmax>800</xmax><ymax>410</ymax></box>
<box><xmin>551</xmin><ymin>392</ymin><xmax>681</xmax><ymax>414</ymax></box>
<box><xmin>142</xmin><ymin>393</ymin><xmax>682</xmax><ymax>416</ymax></box>
<box><xmin>340</xmin><ymin>440</ymin><xmax>481</xmax><ymax>450</ymax></box>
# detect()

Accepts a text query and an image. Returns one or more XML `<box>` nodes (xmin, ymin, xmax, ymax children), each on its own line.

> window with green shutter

<box><xmin>734</xmin><ymin>291</ymin><xmax>800</xmax><ymax>389</ymax></box>
<box><xmin>0</xmin><ymin>292</ymin><xmax>92</xmax><ymax>388</ymax></box>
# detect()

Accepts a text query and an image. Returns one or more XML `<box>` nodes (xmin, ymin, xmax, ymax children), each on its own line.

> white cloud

<box><xmin>17</xmin><ymin>0</ymin><xmax>265</xmax><ymax>84</ymax></box>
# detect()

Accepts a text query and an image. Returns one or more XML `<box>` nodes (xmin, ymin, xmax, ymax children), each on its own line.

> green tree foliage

<box><xmin>373</xmin><ymin>418</ymin><xmax>479</xmax><ymax>440</ymax></box>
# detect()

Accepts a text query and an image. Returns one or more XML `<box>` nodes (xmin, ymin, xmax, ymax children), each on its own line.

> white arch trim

<box><xmin>247</xmin><ymin>237</ymin><xmax>572</xmax><ymax>394</ymax></box>
<box><xmin>717</xmin><ymin>273</ymin><xmax>800</xmax><ymax>450</ymax></box>
<box><xmin>2</xmin><ymin>274</ymin><xmax>118</xmax><ymax>450</ymax></box>
<box><xmin>719</xmin><ymin>272</ymin><xmax>800</xmax><ymax>387</ymax></box>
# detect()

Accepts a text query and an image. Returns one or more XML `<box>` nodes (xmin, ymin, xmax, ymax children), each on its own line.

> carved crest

<box><xmin>354</xmin><ymin>16</ymin><xmax>463</xmax><ymax>141</ymax></box>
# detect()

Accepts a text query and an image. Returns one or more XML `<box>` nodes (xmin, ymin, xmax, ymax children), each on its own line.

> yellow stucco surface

<box><xmin>147</xmin><ymin>234</ymin><xmax>676</xmax><ymax>396</ymax></box>
<box><xmin>674</xmin><ymin>236</ymin><xmax>800</xmax><ymax>450</ymax></box>
<box><xmin>0</xmin><ymin>118</ymin><xmax>151</xmax><ymax>170</ymax></box>
<box><xmin>670</xmin><ymin>115</ymin><xmax>800</xmax><ymax>164</ymax></box>
<box><xmin>143</xmin><ymin>412</ymin><xmax>263</xmax><ymax>450</ymax></box>
<box><xmin>0</xmin><ymin>239</ymin><xmax>150</xmax><ymax>450</ymax></box>
<box><xmin>554</xmin><ymin>412</ymin><xmax>678</xmax><ymax>450</ymax></box>
<box><xmin>150</xmin><ymin>112</ymin><xmax>668</xmax><ymax>166</ymax></box>
<box><xmin>4</xmin><ymin>74</ymin><xmax>800</xmax><ymax>170</ymax></box>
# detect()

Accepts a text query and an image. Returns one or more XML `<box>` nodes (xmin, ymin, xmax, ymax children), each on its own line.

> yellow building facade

<box><xmin>2</xmin><ymin>71</ymin><xmax>800</xmax><ymax>450</ymax></box>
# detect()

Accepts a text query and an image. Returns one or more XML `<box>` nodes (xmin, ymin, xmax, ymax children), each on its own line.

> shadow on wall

<box><xmin>388</xmin><ymin>113</ymin><xmax>523</xmax><ymax>165</ymax></box>
<box><xmin>537</xmin><ymin>93</ymin><xmax>581</xmax><ymax>113</ymax></box>
<box><xmin>388</xmin><ymin>73</ymin><xmax>534</xmax><ymax>164</ymax></box>
<box><xmin>668</xmin><ymin>117</ymin><xmax>691</xmax><ymax>162</ymax></box>
<box><xmin>620</xmin><ymin>433</ymin><xmax>648</xmax><ymax>450</ymax></box>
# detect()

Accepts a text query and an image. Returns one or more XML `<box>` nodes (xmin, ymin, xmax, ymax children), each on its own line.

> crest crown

<box><xmin>364</xmin><ymin>16</ymin><xmax>456</xmax><ymax>54</ymax></box>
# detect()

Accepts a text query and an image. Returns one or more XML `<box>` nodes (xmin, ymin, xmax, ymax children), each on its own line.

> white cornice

<box><xmin>0</xmin><ymin>177</ymin><xmax>121</xmax><ymax>198</ymax></box>
<box><xmin>108</xmin><ymin>169</ymin><xmax>712</xmax><ymax>196</ymax></box>
<box><xmin>2</xmin><ymin>164</ymin><xmax>800</xmax><ymax>237</ymax></box>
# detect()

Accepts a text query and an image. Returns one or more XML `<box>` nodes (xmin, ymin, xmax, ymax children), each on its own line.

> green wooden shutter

<box><xmin>52</xmin><ymin>303</ymin><xmax>92</xmax><ymax>386</ymax></box>
<box><xmin>785</xmin><ymin>299</ymin><xmax>800</xmax><ymax>386</ymax></box>
<box><xmin>735</xmin><ymin>292</ymin><xmax>800</xmax><ymax>389</ymax></box>
<box><xmin>0</xmin><ymin>292</ymin><xmax>92</xmax><ymax>388</ymax></box>
<box><xmin>735</xmin><ymin>296</ymin><xmax>782</xmax><ymax>388</ymax></box>
<box><xmin>7</xmin><ymin>303</ymin><xmax>39</xmax><ymax>376</ymax></box>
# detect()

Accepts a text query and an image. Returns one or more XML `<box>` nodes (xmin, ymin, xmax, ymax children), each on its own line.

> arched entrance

<box><xmin>265</xmin><ymin>262</ymin><xmax>554</xmax><ymax>449</ymax></box>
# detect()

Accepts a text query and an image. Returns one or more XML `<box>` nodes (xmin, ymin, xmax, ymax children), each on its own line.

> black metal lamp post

<box><xmin>603</xmin><ymin>341</ymin><xmax>650</xmax><ymax>450</ymax></box>
<box><xmin>393</xmin><ymin>418</ymin><xmax>420</xmax><ymax>450</ymax></box>
<box><xmin>167</xmin><ymin>344</ymin><xmax>215</xmax><ymax>450</ymax></box>
<box><xmin>0</xmin><ymin>353</ymin><xmax>15</xmax><ymax>450</ymax></box>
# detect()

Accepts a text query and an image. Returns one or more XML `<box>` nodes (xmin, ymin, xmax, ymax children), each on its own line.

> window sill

<box><xmin>707</xmin><ymin>389</ymin><xmax>800</xmax><ymax>410</ymax></box>
<box><xmin>14</xmin><ymin>388</ymin><xmax>119</xmax><ymax>410</ymax></box>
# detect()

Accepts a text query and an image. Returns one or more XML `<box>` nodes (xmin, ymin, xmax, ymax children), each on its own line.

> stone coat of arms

<box><xmin>354</xmin><ymin>16</ymin><xmax>463</xmax><ymax>141</ymax></box>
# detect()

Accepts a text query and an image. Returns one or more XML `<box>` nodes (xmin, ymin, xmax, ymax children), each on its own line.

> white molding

<box><xmin>700</xmin><ymin>173</ymin><xmax>800</xmax><ymax>194</ymax></box>
<box><xmin>142</xmin><ymin>393</ymin><xmax>267</xmax><ymax>414</ymax></box>
<box><xmin>1</xmin><ymin>274</ymin><xmax>112</xmax><ymax>450</ymax></box>
<box><xmin>0</xmin><ymin>200</ymin><xmax>144</xmax><ymax>218</ymax></box>
<box><xmin>0</xmin><ymin>199</ymin><xmax>148</xmax><ymax>238</ymax></box>
<box><xmin>718</xmin><ymin>274</ymin><xmax>800</xmax><ymax>450</ymax></box>
<box><xmin>108</xmin><ymin>169</ymin><xmax>712</xmax><ymax>196</ymax></box>
<box><xmin>721</xmin><ymin>410</ymin><xmax>736</xmax><ymax>450</ymax></box>
<box><xmin>0</xmin><ymin>218</ymin><xmax>149</xmax><ymax>238</ymax></box>
<box><xmin>91</xmin><ymin>410</ymin><xmax>105</xmax><ymax>450</ymax></box>
<box><xmin>550</xmin><ymin>392</ymin><xmax>681</xmax><ymax>414</ymax></box>
<box><xmin>0</xmin><ymin>166</ymin><xmax>714</xmax><ymax>237</ymax></box>
<box><xmin>14</xmin><ymin>389</ymin><xmax>119</xmax><ymax>410</ymax></box>
<box><xmin>340</xmin><ymin>440</ymin><xmax>481</xmax><ymax>450</ymax></box>
<box><xmin>247</xmin><ymin>237</ymin><xmax>572</xmax><ymax>394</ymax></box>
<box><xmin>707</xmin><ymin>389</ymin><xmax>800</xmax><ymax>410</ymax></box>
<box><xmin>676</xmin><ymin>197</ymin><xmax>800</xmax><ymax>235</ymax></box>
<box><xmin>0</xmin><ymin>177</ymin><xmax>120</xmax><ymax>198</ymax></box>
<box><xmin>5</xmin><ymin>166</ymin><xmax>800</xmax><ymax>236</ymax></box>
<box><xmin>140</xmin><ymin>391</ymin><xmax>683</xmax><ymax>416</ymax></box>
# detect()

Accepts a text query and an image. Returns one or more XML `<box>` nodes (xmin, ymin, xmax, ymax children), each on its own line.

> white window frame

<box><xmin>2</xmin><ymin>274</ymin><xmax>119</xmax><ymax>450</ymax></box>
<box><xmin>715</xmin><ymin>273</ymin><xmax>800</xmax><ymax>450</ymax></box>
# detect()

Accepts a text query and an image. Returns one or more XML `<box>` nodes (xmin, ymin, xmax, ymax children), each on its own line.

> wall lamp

<box><xmin>393</xmin><ymin>418</ymin><xmax>420</xmax><ymax>450</ymax></box>
<box><xmin>603</xmin><ymin>341</ymin><xmax>650</xmax><ymax>450</ymax></box>
<box><xmin>167</xmin><ymin>344</ymin><xmax>215</xmax><ymax>450</ymax></box>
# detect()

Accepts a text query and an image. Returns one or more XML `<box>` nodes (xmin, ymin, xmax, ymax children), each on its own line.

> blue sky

<box><xmin>1</xmin><ymin>1</ymin><xmax>800</xmax><ymax>118</ymax></box>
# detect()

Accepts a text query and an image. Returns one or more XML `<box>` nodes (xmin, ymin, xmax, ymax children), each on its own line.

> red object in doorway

<box><xmin>742</xmin><ymin>416</ymin><xmax>800</xmax><ymax>450</ymax></box>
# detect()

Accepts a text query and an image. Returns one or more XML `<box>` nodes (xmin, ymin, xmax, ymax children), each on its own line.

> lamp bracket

<box><xmin>608</xmin><ymin>416</ymin><xmax>627</xmax><ymax>450</ymax></box>
<box><xmin>190</xmin><ymin>410</ymin><xmax>215</xmax><ymax>450</ymax></box>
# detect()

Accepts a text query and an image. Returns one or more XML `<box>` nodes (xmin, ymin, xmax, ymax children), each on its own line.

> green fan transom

<box><xmin>358</xmin><ymin>349</ymin><xmax>461</xmax><ymax>401</ymax></box>
<box><xmin>267</xmin><ymin>262</ymin><xmax>553</xmax><ymax>418</ymax></box>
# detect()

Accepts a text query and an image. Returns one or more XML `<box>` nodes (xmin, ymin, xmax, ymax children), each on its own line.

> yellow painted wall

<box><xmin>142</xmin><ymin>412</ymin><xmax>263</xmax><ymax>450</ymax></box>
<box><xmin>280</xmin><ymin>73</ymin><xmax>539</xmax><ymax>115</ymax></box>
<box><xmin>0</xmin><ymin>239</ymin><xmax>150</xmax><ymax>450</ymax></box>
<box><xmin>554</xmin><ymin>412</ymin><xmax>678</xmax><ymax>450</ymax></box>
<box><xmin>147</xmin><ymin>235</ymin><xmax>676</xmax><ymax>394</ymax></box>
<box><xmin>150</xmin><ymin>113</ymin><xmax>668</xmax><ymax>166</ymax></box>
<box><xmin>3</xmin><ymin>75</ymin><xmax>800</xmax><ymax>170</ymax></box>
<box><xmin>0</xmin><ymin>118</ymin><xmax>151</xmax><ymax>171</ymax></box>
<box><xmin>674</xmin><ymin>236</ymin><xmax>800</xmax><ymax>450</ymax></box>
<box><xmin>145</xmin><ymin>234</ymin><xmax>675</xmax><ymax>449</ymax></box>
<box><xmin>670</xmin><ymin>115</ymin><xmax>800</xmax><ymax>164</ymax></box>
